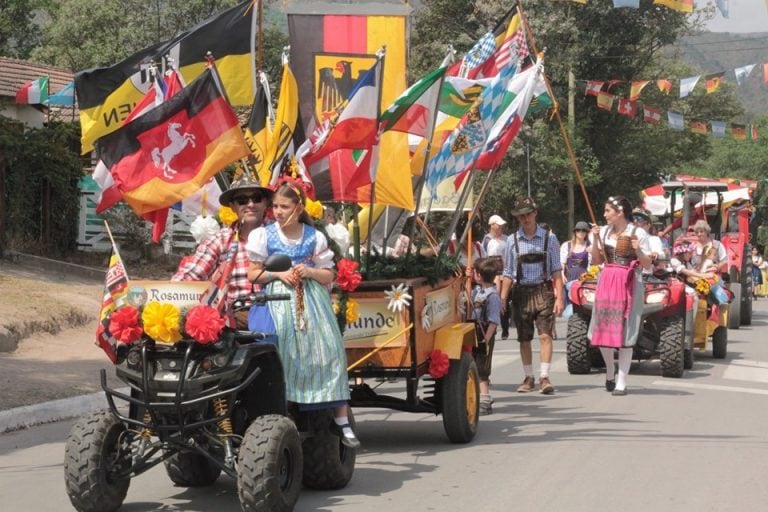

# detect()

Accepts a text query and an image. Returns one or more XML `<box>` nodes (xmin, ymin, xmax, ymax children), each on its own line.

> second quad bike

<box><xmin>566</xmin><ymin>271</ymin><xmax>690</xmax><ymax>378</ymax></box>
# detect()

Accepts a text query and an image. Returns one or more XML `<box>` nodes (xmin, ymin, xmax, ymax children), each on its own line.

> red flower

<box><xmin>428</xmin><ymin>349</ymin><xmax>450</xmax><ymax>379</ymax></box>
<box><xmin>185</xmin><ymin>305</ymin><xmax>226</xmax><ymax>344</ymax></box>
<box><xmin>108</xmin><ymin>306</ymin><xmax>143</xmax><ymax>343</ymax></box>
<box><xmin>336</xmin><ymin>258</ymin><xmax>362</xmax><ymax>292</ymax></box>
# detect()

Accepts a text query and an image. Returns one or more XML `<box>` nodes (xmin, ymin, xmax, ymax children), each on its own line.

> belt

<box><xmin>516</xmin><ymin>281</ymin><xmax>552</xmax><ymax>288</ymax></box>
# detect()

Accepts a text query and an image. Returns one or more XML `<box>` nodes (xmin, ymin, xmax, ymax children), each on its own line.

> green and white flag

<box><xmin>15</xmin><ymin>76</ymin><xmax>49</xmax><ymax>104</ymax></box>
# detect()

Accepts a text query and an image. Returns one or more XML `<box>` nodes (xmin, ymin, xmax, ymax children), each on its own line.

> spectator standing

<box><xmin>483</xmin><ymin>215</ymin><xmax>510</xmax><ymax>338</ymax></box>
<box><xmin>560</xmin><ymin>221</ymin><xmax>592</xmax><ymax>308</ymax></box>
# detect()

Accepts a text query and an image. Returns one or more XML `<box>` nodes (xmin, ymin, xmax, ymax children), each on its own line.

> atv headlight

<box><xmin>646</xmin><ymin>289</ymin><xmax>669</xmax><ymax>305</ymax></box>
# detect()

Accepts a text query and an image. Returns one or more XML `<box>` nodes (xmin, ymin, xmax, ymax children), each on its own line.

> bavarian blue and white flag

<box><xmin>459</xmin><ymin>31</ymin><xmax>497</xmax><ymax>77</ymax></box>
<box><xmin>425</xmin><ymin>59</ymin><xmax>518</xmax><ymax>193</ymax></box>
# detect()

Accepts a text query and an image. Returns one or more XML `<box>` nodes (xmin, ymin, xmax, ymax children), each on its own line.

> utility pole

<box><xmin>567</xmin><ymin>69</ymin><xmax>576</xmax><ymax>230</ymax></box>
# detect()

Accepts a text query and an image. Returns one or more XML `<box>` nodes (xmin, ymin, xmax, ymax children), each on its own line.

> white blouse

<box><xmin>245</xmin><ymin>224</ymin><xmax>336</xmax><ymax>269</ymax></box>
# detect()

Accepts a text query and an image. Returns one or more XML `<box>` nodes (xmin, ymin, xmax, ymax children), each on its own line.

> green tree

<box><xmin>0</xmin><ymin>0</ymin><xmax>45</xmax><ymax>59</ymax></box>
<box><xmin>412</xmin><ymin>0</ymin><xmax>743</xmax><ymax>236</ymax></box>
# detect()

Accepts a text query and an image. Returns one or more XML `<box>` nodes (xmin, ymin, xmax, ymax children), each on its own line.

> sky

<box><xmin>702</xmin><ymin>0</ymin><xmax>768</xmax><ymax>33</ymax></box>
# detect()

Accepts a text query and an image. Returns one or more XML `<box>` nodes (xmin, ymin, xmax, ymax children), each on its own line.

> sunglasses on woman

<box><xmin>232</xmin><ymin>193</ymin><xmax>264</xmax><ymax>205</ymax></box>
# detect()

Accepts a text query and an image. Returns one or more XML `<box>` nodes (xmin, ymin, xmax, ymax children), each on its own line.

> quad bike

<box><xmin>566</xmin><ymin>271</ymin><xmax>690</xmax><ymax>378</ymax></box>
<box><xmin>64</xmin><ymin>255</ymin><xmax>355</xmax><ymax>512</ymax></box>
<box><xmin>685</xmin><ymin>291</ymin><xmax>729</xmax><ymax>361</ymax></box>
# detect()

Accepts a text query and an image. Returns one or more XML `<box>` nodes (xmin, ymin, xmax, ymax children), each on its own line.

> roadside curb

<box><xmin>0</xmin><ymin>388</ymin><xmax>128</xmax><ymax>434</ymax></box>
<box><xmin>3</xmin><ymin>251</ymin><xmax>105</xmax><ymax>281</ymax></box>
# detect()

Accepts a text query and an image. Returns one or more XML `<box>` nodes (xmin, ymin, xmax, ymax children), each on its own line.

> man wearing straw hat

<box><xmin>500</xmin><ymin>197</ymin><xmax>565</xmax><ymax>394</ymax></box>
<box><xmin>173</xmin><ymin>168</ymin><xmax>272</xmax><ymax>327</ymax></box>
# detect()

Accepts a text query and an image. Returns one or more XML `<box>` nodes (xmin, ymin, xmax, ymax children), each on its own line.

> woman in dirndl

<box><xmin>588</xmin><ymin>196</ymin><xmax>653</xmax><ymax>396</ymax></box>
<box><xmin>246</xmin><ymin>181</ymin><xmax>359</xmax><ymax>448</ymax></box>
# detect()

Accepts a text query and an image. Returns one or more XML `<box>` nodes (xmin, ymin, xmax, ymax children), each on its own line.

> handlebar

<box><xmin>231</xmin><ymin>291</ymin><xmax>291</xmax><ymax>313</ymax></box>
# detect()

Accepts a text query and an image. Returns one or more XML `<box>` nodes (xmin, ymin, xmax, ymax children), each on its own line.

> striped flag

<box><xmin>690</xmin><ymin>120</ymin><xmax>708</xmax><ymax>134</ymax></box>
<box><xmin>668</xmin><ymin>111</ymin><xmax>684</xmax><ymax>131</ymax></box>
<box><xmin>657</xmin><ymin>79</ymin><xmax>673</xmax><ymax>94</ymax></box>
<box><xmin>596</xmin><ymin>92</ymin><xmax>615</xmax><ymax>111</ymax></box>
<box><xmin>732</xmin><ymin>123</ymin><xmax>747</xmax><ymax>140</ymax></box>
<box><xmin>705</xmin><ymin>73</ymin><xmax>725</xmax><ymax>93</ymax></box>
<box><xmin>642</xmin><ymin>105</ymin><xmax>662</xmax><ymax>125</ymax></box>
<box><xmin>585</xmin><ymin>81</ymin><xmax>604</xmax><ymax>97</ymax></box>
<box><xmin>711</xmin><ymin>120</ymin><xmax>726</xmax><ymax>138</ymax></box>
<box><xmin>653</xmin><ymin>0</ymin><xmax>694</xmax><ymax>13</ymax></box>
<box><xmin>629</xmin><ymin>80</ymin><xmax>650</xmax><ymax>101</ymax></box>
<box><xmin>95</xmin><ymin>242</ymin><xmax>129</xmax><ymax>363</ymax></box>
<box><xmin>95</xmin><ymin>68</ymin><xmax>250</xmax><ymax>216</ymax></box>
<box><xmin>47</xmin><ymin>81</ymin><xmax>75</xmax><ymax>106</ymax></box>
<box><xmin>15</xmin><ymin>76</ymin><xmax>49</xmax><ymax>104</ymax></box>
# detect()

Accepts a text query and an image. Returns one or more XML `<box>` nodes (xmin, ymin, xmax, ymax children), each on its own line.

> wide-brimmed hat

<box><xmin>631</xmin><ymin>207</ymin><xmax>651</xmax><ymax>222</ymax></box>
<box><xmin>488</xmin><ymin>214</ymin><xmax>507</xmax><ymax>226</ymax></box>
<box><xmin>573</xmin><ymin>221</ymin><xmax>590</xmax><ymax>232</ymax></box>
<box><xmin>511</xmin><ymin>197</ymin><xmax>538</xmax><ymax>216</ymax></box>
<box><xmin>219</xmin><ymin>168</ymin><xmax>274</xmax><ymax>206</ymax></box>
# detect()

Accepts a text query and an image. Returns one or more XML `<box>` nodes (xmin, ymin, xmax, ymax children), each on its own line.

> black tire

<box><xmin>440</xmin><ymin>352</ymin><xmax>479</xmax><ymax>444</ymax></box>
<box><xmin>566</xmin><ymin>313</ymin><xmax>592</xmax><ymax>374</ymax></box>
<box><xmin>728</xmin><ymin>283</ymin><xmax>742</xmax><ymax>329</ymax></box>
<box><xmin>237</xmin><ymin>415</ymin><xmax>302</xmax><ymax>512</ymax></box>
<box><xmin>302</xmin><ymin>411</ymin><xmax>356</xmax><ymax>490</ymax></box>
<box><xmin>164</xmin><ymin>450</ymin><xmax>222</xmax><ymax>487</ymax></box>
<box><xmin>741</xmin><ymin>278</ymin><xmax>753</xmax><ymax>326</ymax></box>
<box><xmin>683</xmin><ymin>348</ymin><xmax>694</xmax><ymax>370</ymax></box>
<box><xmin>712</xmin><ymin>326</ymin><xmax>728</xmax><ymax>359</ymax></box>
<box><xmin>658</xmin><ymin>316</ymin><xmax>685</xmax><ymax>378</ymax></box>
<box><xmin>64</xmin><ymin>412</ymin><xmax>130</xmax><ymax>512</ymax></box>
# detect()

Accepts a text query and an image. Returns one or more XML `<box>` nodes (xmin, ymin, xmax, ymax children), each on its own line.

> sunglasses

<box><xmin>633</xmin><ymin>216</ymin><xmax>649</xmax><ymax>223</ymax></box>
<box><xmin>232</xmin><ymin>193</ymin><xmax>264</xmax><ymax>206</ymax></box>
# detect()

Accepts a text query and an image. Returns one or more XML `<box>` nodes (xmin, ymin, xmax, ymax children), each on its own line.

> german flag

<box><xmin>690</xmin><ymin>120</ymin><xmax>708</xmax><ymax>134</ymax></box>
<box><xmin>94</xmin><ymin>69</ymin><xmax>250</xmax><ymax>216</ymax></box>
<box><xmin>76</xmin><ymin>1</ymin><xmax>256</xmax><ymax>153</ymax></box>
<box><xmin>731</xmin><ymin>123</ymin><xmax>747</xmax><ymax>141</ymax></box>
<box><xmin>287</xmin><ymin>3</ymin><xmax>411</xmax><ymax>208</ymax></box>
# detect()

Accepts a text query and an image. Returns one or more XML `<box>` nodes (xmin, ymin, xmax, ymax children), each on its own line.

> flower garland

<box><xmin>333</xmin><ymin>258</ymin><xmax>363</xmax><ymax>335</ymax></box>
<box><xmin>106</xmin><ymin>302</ymin><xmax>226</xmax><ymax>346</ymax></box>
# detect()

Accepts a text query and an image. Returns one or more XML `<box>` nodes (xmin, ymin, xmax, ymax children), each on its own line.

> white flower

<box><xmin>385</xmin><ymin>283</ymin><xmax>412</xmax><ymax>313</ymax></box>
<box><xmin>421</xmin><ymin>302</ymin><xmax>432</xmax><ymax>330</ymax></box>
<box><xmin>190</xmin><ymin>215</ymin><xmax>220</xmax><ymax>243</ymax></box>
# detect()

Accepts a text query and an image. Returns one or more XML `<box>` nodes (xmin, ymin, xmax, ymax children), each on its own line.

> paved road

<box><xmin>2</xmin><ymin>302</ymin><xmax>768</xmax><ymax>512</ymax></box>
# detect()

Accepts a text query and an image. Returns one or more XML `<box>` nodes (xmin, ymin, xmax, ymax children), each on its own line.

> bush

<box><xmin>0</xmin><ymin>117</ymin><xmax>83</xmax><ymax>256</ymax></box>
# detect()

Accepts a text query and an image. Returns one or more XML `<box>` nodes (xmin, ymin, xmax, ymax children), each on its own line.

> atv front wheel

<box><xmin>302</xmin><ymin>411</ymin><xmax>356</xmax><ymax>490</ymax></box>
<box><xmin>237</xmin><ymin>415</ymin><xmax>302</xmax><ymax>512</ymax></box>
<box><xmin>64</xmin><ymin>411</ymin><xmax>131</xmax><ymax>512</ymax></box>
<box><xmin>440</xmin><ymin>352</ymin><xmax>479</xmax><ymax>444</ymax></box>
<box><xmin>164</xmin><ymin>450</ymin><xmax>222</xmax><ymax>487</ymax></box>
<box><xmin>683</xmin><ymin>348</ymin><xmax>694</xmax><ymax>370</ymax></box>
<box><xmin>659</xmin><ymin>316</ymin><xmax>685</xmax><ymax>378</ymax></box>
<box><xmin>567</xmin><ymin>313</ymin><xmax>592</xmax><ymax>374</ymax></box>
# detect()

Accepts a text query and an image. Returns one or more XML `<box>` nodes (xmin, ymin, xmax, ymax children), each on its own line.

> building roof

<box><xmin>0</xmin><ymin>56</ymin><xmax>74</xmax><ymax>98</ymax></box>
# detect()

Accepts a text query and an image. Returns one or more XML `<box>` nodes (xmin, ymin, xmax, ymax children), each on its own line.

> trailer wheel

<box><xmin>440</xmin><ymin>352</ymin><xmax>479</xmax><ymax>444</ymax></box>
<box><xmin>64</xmin><ymin>412</ymin><xmax>131</xmax><ymax>512</ymax></box>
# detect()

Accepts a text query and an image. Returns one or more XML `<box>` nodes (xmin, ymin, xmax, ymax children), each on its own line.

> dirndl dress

<box><xmin>251</xmin><ymin>223</ymin><xmax>350</xmax><ymax>407</ymax></box>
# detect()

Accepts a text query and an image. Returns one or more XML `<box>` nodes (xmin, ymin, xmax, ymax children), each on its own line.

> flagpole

<box><xmin>407</xmin><ymin>48</ymin><xmax>452</xmax><ymax>255</ymax></box>
<box><xmin>516</xmin><ymin>1</ymin><xmax>598</xmax><ymax>227</ymax></box>
<box><xmin>364</xmin><ymin>49</ymin><xmax>386</xmax><ymax>273</ymax></box>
